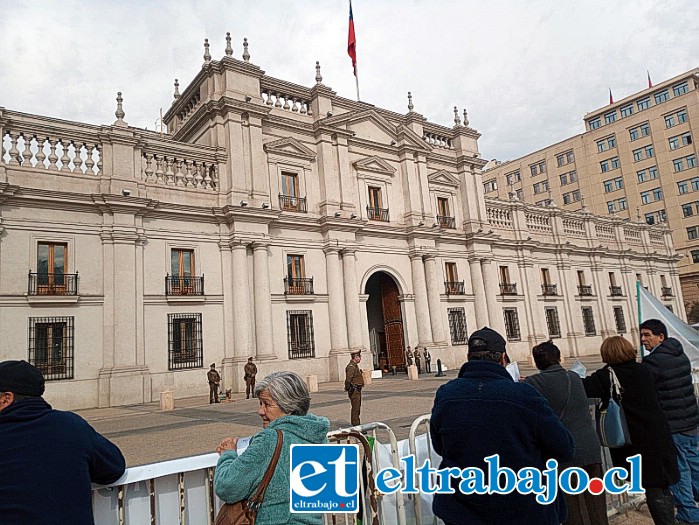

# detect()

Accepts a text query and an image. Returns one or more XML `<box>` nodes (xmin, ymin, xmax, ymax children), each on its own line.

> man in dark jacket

<box><xmin>430</xmin><ymin>327</ymin><xmax>575</xmax><ymax>525</ymax></box>
<box><xmin>641</xmin><ymin>319</ymin><xmax>699</xmax><ymax>524</ymax></box>
<box><xmin>0</xmin><ymin>360</ymin><xmax>126</xmax><ymax>525</ymax></box>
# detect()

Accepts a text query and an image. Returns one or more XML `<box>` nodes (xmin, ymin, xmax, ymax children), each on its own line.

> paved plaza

<box><xmin>78</xmin><ymin>355</ymin><xmax>654</xmax><ymax>524</ymax></box>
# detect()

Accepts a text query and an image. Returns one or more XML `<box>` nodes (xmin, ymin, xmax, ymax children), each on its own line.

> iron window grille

<box><xmin>500</xmin><ymin>283</ymin><xmax>517</xmax><ymax>295</ymax></box>
<box><xmin>582</xmin><ymin>307</ymin><xmax>596</xmax><ymax>336</ymax></box>
<box><xmin>29</xmin><ymin>316</ymin><xmax>74</xmax><ymax>380</ymax></box>
<box><xmin>165</xmin><ymin>274</ymin><xmax>205</xmax><ymax>296</ymax></box>
<box><xmin>545</xmin><ymin>307</ymin><xmax>562</xmax><ymax>339</ymax></box>
<box><xmin>287</xmin><ymin>310</ymin><xmax>315</xmax><ymax>359</ymax></box>
<box><xmin>503</xmin><ymin>308</ymin><xmax>521</xmax><ymax>341</ymax></box>
<box><xmin>28</xmin><ymin>272</ymin><xmax>79</xmax><ymax>296</ymax></box>
<box><xmin>578</xmin><ymin>285</ymin><xmax>593</xmax><ymax>296</ymax></box>
<box><xmin>278</xmin><ymin>194</ymin><xmax>308</xmax><ymax>213</ymax></box>
<box><xmin>436</xmin><ymin>215</ymin><xmax>456</xmax><ymax>229</ymax></box>
<box><xmin>167</xmin><ymin>313</ymin><xmax>203</xmax><ymax>370</ymax></box>
<box><xmin>613</xmin><ymin>306</ymin><xmax>626</xmax><ymax>334</ymax></box>
<box><xmin>366</xmin><ymin>207</ymin><xmax>389</xmax><ymax>222</ymax></box>
<box><xmin>284</xmin><ymin>277</ymin><xmax>314</xmax><ymax>295</ymax></box>
<box><xmin>610</xmin><ymin>285</ymin><xmax>623</xmax><ymax>296</ymax></box>
<box><xmin>444</xmin><ymin>281</ymin><xmax>465</xmax><ymax>295</ymax></box>
<box><xmin>448</xmin><ymin>307</ymin><xmax>468</xmax><ymax>345</ymax></box>
<box><xmin>542</xmin><ymin>284</ymin><xmax>558</xmax><ymax>296</ymax></box>
<box><xmin>661</xmin><ymin>287</ymin><xmax>673</xmax><ymax>297</ymax></box>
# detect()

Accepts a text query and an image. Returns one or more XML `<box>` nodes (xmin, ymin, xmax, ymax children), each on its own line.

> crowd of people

<box><xmin>1</xmin><ymin>317</ymin><xmax>697</xmax><ymax>525</ymax></box>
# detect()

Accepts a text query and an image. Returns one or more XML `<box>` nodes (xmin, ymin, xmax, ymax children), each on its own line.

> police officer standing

<box><xmin>207</xmin><ymin>363</ymin><xmax>221</xmax><ymax>404</ymax></box>
<box><xmin>424</xmin><ymin>347</ymin><xmax>432</xmax><ymax>373</ymax></box>
<box><xmin>344</xmin><ymin>351</ymin><xmax>364</xmax><ymax>426</ymax></box>
<box><xmin>244</xmin><ymin>357</ymin><xmax>257</xmax><ymax>399</ymax></box>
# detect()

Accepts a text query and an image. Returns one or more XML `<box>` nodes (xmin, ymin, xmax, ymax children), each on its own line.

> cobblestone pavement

<box><xmin>77</xmin><ymin>355</ymin><xmax>655</xmax><ymax>524</ymax></box>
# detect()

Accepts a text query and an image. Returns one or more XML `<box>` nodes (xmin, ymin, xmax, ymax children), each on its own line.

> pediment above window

<box><xmin>427</xmin><ymin>169</ymin><xmax>459</xmax><ymax>188</ymax></box>
<box><xmin>353</xmin><ymin>156</ymin><xmax>397</xmax><ymax>176</ymax></box>
<box><xmin>263</xmin><ymin>137</ymin><xmax>316</xmax><ymax>161</ymax></box>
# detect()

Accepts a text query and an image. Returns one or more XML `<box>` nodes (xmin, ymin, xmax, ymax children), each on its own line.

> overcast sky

<box><xmin>1</xmin><ymin>0</ymin><xmax>697</xmax><ymax>161</ymax></box>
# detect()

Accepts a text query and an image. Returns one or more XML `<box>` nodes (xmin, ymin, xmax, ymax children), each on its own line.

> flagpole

<box><xmin>355</xmin><ymin>65</ymin><xmax>360</xmax><ymax>102</ymax></box>
<box><xmin>637</xmin><ymin>280</ymin><xmax>644</xmax><ymax>358</ymax></box>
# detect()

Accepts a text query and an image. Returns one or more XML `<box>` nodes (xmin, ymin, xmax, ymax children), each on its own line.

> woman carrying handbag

<box><xmin>583</xmin><ymin>336</ymin><xmax>678</xmax><ymax>525</ymax></box>
<box><xmin>214</xmin><ymin>371</ymin><xmax>330</xmax><ymax>525</ymax></box>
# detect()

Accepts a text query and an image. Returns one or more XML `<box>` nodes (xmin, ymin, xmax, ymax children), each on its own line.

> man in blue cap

<box><xmin>0</xmin><ymin>360</ymin><xmax>126</xmax><ymax>524</ymax></box>
<box><xmin>430</xmin><ymin>327</ymin><xmax>574</xmax><ymax>525</ymax></box>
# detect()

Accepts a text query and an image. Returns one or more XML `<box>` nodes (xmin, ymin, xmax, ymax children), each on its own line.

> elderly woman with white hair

<box><xmin>214</xmin><ymin>371</ymin><xmax>330</xmax><ymax>525</ymax></box>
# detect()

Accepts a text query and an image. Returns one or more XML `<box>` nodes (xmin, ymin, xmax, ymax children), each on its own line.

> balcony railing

<box><xmin>279</xmin><ymin>194</ymin><xmax>307</xmax><ymax>213</ymax></box>
<box><xmin>541</xmin><ymin>284</ymin><xmax>558</xmax><ymax>296</ymax></box>
<box><xmin>610</xmin><ymin>285</ymin><xmax>623</xmax><ymax>296</ymax></box>
<box><xmin>661</xmin><ymin>286</ymin><xmax>673</xmax><ymax>297</ymax></box>
<box><xmin>284</xmin><ymin>277</ymin><xmax>314</xmax><ymax>295</ymax></box>
<box><xmin>28</xmin><ymin>272</ymin><xmax>79</xmax><ymax>295</ymax></box>
<box><xmin>436</xmin><ymin>215</ymin><xmax>456</xmax><ymax>229</ymax></box>
<box><xmin>444</xmin><ymin>280</ymin><xmax>465</xmax><ymax>295</ymax></box>
<box><xmin>578</xmin><ymin>285</ymin><xmax>593</xmax><ymax>296</ymax></box>
<box><xmin>165</xmin><ymin>275</ymin><xmax>205</xmax><ymax>296</ymax></box>
<box><xmin>367</xmin><ymin>207</ymin><xmax>390</xmax><ymax>222</ymax></box>
<box><xmin>499</xmin><ymin>283</ymin><xmax>517</xmax><ymax>295</ymax></box>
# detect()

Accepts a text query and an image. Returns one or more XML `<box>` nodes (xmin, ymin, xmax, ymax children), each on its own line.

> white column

<box><xmin>231</xmin><ymin>242</ymin><xmax>251</xmax><ymax>360</ymax></box>
<box><xmin>219</xmin><ymin>242</ymin><xmax>235</xmax><ymax>359</ymax></box>
<box><xmin>423</xmin><ymin>254</ymin><xmax>446</xmax><ymax>343</ymax></box>
<box><xmin>252</xmin><ymin>242</ymin><xmax>275</xmax><ymax>360</ymax></box>
<box><xmin>411</xmin><ymin>253</ymin><xmax>433</xmax><ymax>345</ymax></box>
<box><xmin>481</xmin><ymin>258</ymin><xmax>505</xmax><ymax>333</ymax></box>
<box><xmin>469</xmin><ymin>258</ymin><xmax>488</xmax><ymax>329</ymax></box>
<box><xmin>325</xmin><ymin>247</ymin><xmax>349</xmax><ymax>351</ymax></box>
<box><xmin>342</xmin><ymin>249</ymin><xmax>363</xmax><ymax>350</ymax></box>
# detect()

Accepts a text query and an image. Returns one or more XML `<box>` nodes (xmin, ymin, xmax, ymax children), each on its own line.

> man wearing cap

<box><xmin>344</xmin><ymin>351</ymin><xmax>364</xmax><ymax>426</ymax></box>
<box><xmin>244</xmin><ymin>357</ymin><xmax>257</xmax><ymax>399</ymax></box>
<box><xmin>430</xmin><ymin>327</ymin><xmax>575</xmax><ymax>525</ymax></box>
<box><xmin>0</xmin><ymin>360</ymin><xmax>126</xmax><ymax>524</ymax></box>
<box><xmin>207</xmin><ymin>362</ymin><xmax>221</xmax><ymax>404</ymax></box>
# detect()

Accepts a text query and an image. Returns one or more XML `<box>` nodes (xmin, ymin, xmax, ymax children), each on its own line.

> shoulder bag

<box><xmin>215</xmin><ymin>429</ymin><xmax>284</xmax><ymax>525</ymax></box>
<box><xmin>595</xmin><ymin>367</ymin><xmax>632</xmax><ymax>448</ymax></box>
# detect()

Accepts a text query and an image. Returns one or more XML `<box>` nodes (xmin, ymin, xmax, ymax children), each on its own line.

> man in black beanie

<box><xmin>0</xmin><ymin>360</ymin><xmax>126</xmax><ymax>525</ymax></box>
<box><xmin>430</xmin><ymin>328</ymin><xmax>575</xmax><ymax>525</ymax></box>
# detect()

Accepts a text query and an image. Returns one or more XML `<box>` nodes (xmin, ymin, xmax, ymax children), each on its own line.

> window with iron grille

<box><xmin>287</xmin><ymin>310</ymin><xmax>315</xmax><ymax>359</ymax></box>
<box><xmin>581</xmin><ymin>307</ymin><xmax>596</xmax><ymax>336</ymax></box>
<box><xmin>28</xmin><ymin>317</ymin><xmax>74</xmax><ymax>380</ymax></box>
<box><xmin>545</xmin><ymin>307</ymin><xmax>562</xmax><ymax>339</ymax></box>
<box><xmin>613</xmin><ymin>306</ymin><xmax>626</xmax><ymax>334</ymax></box>
<box><xmin>167</xmin><ymin>313</ymin><xmax>203</xmax><ymax>370</ymax></box>
<box><xmin>503</xmin><ymin>308</ymin><xmax>521</xmax><ymax>341</ymax></box>
<box><xmin>448</xmin><ymin>308</ymin><xmax>467</xmax><ymax>345</ymax></box>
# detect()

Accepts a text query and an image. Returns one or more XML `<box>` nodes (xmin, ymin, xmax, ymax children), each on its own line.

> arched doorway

<box><xmin>365</xmin><ymin>271</ymin><xmax>406</xmax><ymax>371</ymax></box>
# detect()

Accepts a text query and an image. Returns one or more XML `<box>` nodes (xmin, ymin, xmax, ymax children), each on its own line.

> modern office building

<box><xmin>483</xmin><ymin>68</ymin><xmax>699</xmax><ymax>304</ymax></box>
<box><xmin>0</xmin><ymin>37</ymin><xmax>683</xmax><ymax>409</ymax></box>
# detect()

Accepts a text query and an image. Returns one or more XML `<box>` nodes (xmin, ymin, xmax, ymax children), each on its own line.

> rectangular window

<box><xmin>692</xmin><ymin>250</ymin><xmax>699</xmax><ymax>264</ymax></box>
<box><xmin>637</xmin><ymin>169</ymin><xmax>647</xmax><ymax>183</ymax></box>
<box><xmin>629</xmin><ymin>128</ymin><xmax>639</xmax><ymax>141</ymax></box>
<box><xmin>582</xmin><ymin>307</ymin><xmax>596</xmax><ymax>336</ymax></box>
<box><xmin>281</xmin><ymin>172</ymin><xmax>299</xmax><ymax>197</ymax></box>
<box><xmin>545</xmin><ymin>307</ymin><xmax>562</xmax><ymax>339</ymax></box>
<box><xmin>503</xmin><ymin>308</ymin><xmax>521</xmax><ymax>341</ymax></box>
<box><xmin>448</xmin><ymin>307</ymin><xmax>468</xmax><ymax>345</ymax></box>
<box><xmin>633</xmin><ymin>148</ymin><xmax>643</xmax><ymax>162</ymax></box>
<box><xmin>604</xmin><ymin>111</ymin><xmax>617</xmax><ymax>124</ymax></box>
<box><xmin>560</xmin><ymin>173</ymin><xmax>569</xmax><ymax>185</ymax></box>
<box><xmin>618</xmin><ymin>197</ymin><xmax>628</xmax><ymax>210</ymax></box>
<box><xmin>678</xmin><ymin>181</ymin><xmax>689</xmax><ymax>194</ymax></box>
<box><xmin>483</xmin><ymin>179</ymin><xmax>497</xmax><ymax>193</ymax></box>
<box><xmin>645</xmin><ymin>145</ymin><xmax>654</xmax><ymax>158</ymax></box>
<box><xmin>688</xmin><ymin>226</ymin><xmax>698</xmax><ymax>240</ymax></box>
<box><xmin>682</xmin><ymin>203</ymin><xmax>694</xmax><ymax>217</ymax></box>
<box><xmin>637</xmin><ymin>98</ymin><xmax>650</xmax><ymax>111</ymax></box>
<box><xmin>640</xmin><ymin>123</ymin><xmax>650</xmax><ymax>137</ymax></box>
<box><xmin>437</xmin><ymin>196</ymin><xmax>451</xmax><ymax>218</ymax></box>
<box><xmin>37</xmin><ymin>242</ymin><xmax>68</xmax><ymax>294</ymax></box>
<box><xmin>640</xmin><ymin>191</ymin><xmax>650</xmax><ymax>204</ymax></box>
<box><xmin>287</xmin><ymin>310</ymin><xmax>315</xmax><ymax>359</ymax></box>
<box><xmin>171</xmin><ymin>248</ymin><xmax>194</xmax><ymax>277</ymax></box>
<box><xmin>557</xmin><ymin>153</ymin><xmax>566</xmax><ymax>167</ymax></box>
<box><xmin>688</xmin><ymin>155</ymin><xmax>697</xmax><ymax>169</ymax></box>
<box><xmin>665</xmin><ymin>114</ymin><xmax>676</xmax><ymax>128</ymax></box>
<box><xmin>601</xmin><ymin>160</ymin><xmax>609</xmax><ymax>173</ymax></box>
<box><xmin>693</xmin><ymin>178</ymin><xmax>699</xmax><ymax>192</ymax></box>
<box><xmin>669</xmin><ymin>137</ymin><xmax>680</xmax><ymax>150</ymax></box>
<box><xmin>682</xmin><ymin>132</ymin><xmax>693</xmax><ymax>147</ymax></box>
<box><xmin>505</xmin><ymin>170</ymin><xmax>521</xmax><ymax>184</ymax></box>
<box><xmin>29</xmin><ymin>317</ymin><xmax>74</xmax><ymax>380</ymax></box>
<box><xmin>654</xmin><ymin>90</ymin><xmax>669</xmax><ymax>104</ymax></box>
<box><xmin>368</xmin><ymin>186</ymin><xmax>383</xmax><ymax>209</ymax></box>
<box><xmin>445</xmin><ymin>262</ymin><xmax>459</xmax><ymax>284</ymax></box>
<box><xmin>563</xmin><ymin>192</ymin><xmax>571</xmax><ymax>205</ymax></box>
<box><xmin>613</xmin><ymin>306</ymin><xmax>626</xmax><ymax>334</ymax></box>
<box><xmin>604</xmin><ymin>180</ymin><xmax>613</xmax><ymax>193</ymax></box>
<box><xmin>533</xmin><ymin>181</ymin><xmax>549</xmax><ymax>194</ymax></box>
<box><xmin>678</xmin><ymin>109</ymin><xmax>688</xmax><ymax>123</ymax></box>
<box><xmin>645</xmin><ymin>213</ymin><xmax>655</xmax><ymax>225</ymax></box>
<box><xmin>652</xmin><ymin>187</ymin><xmax>663</xmax><ymax>201</ymax></box>
<box><xmin>620</xmin><ymin>104</ymin><xmax>634</xmax><ymax>118</ymax></box>
<box><xmin>673</xmin><ymin>82</ymin><xmax>689</xmax><ymax>96</ymax></box>
<box><xmin>168</xmin><ymin>313</ymin><xmax>203</xmax><ymax>370</ymax></box>
<box><xmin>611</xmin><ymin>157</ymin><xmax>620</xmax><ymax>169</ymax></box>
<box><xmin>589</xmin><ymin>118</ymin><xmax>601</xmax><ymax>130</ymax></box>
<box><xmin>516</xmin><ymin>189</ymin><xmax>523</xmax><ymax>200</ymax></box>
<box><xmin>615</xmin><ymin>177</ymin><xmax>624</xmax><ymax>190</ymax></box>
<box><xmin>674</xmin><ymin>159</ymin><xmax>685</xmax><ymax>173</ymax></box>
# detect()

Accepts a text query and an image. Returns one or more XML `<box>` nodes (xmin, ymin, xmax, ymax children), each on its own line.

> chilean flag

<box><xmin>609</xmin><ymin>88</ymin><xmax>614</xmax><ymax>105</ymax></box>
<box><xmin>348</xmin><ymin>1</ymin><xmax>357</xmax><ymax>76</ymax></box>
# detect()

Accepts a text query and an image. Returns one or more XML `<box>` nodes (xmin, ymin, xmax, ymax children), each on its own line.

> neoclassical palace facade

<box><xmin>0</xmin><ymin>40</ymin><xmax>684</xmax><ymax>409</ymax></box>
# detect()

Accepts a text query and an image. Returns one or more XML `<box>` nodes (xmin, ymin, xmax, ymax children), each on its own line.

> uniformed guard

<box><xmin>244</xmin><ymin>357</ymin><xmax>258</xmax><ymax>399</ymax></box>
<box><xmin>207</xmin><ymin>363</ymin><xmax>221</xmax><ymax>404</ymax></box>
<box><xmin>414</xmin><ymin>348</ymin><xmax>422</xmax><ymax>374</ymax></box>
<box><xmin>424</xmin><ymin>347</ymin><xmax>432</xmax><ymax>373</ymax></box>
<box><xmin>344</xmin><ymin>351</ymin><xmax>364</xmax><ymax>426</ymax></box>
<box><xmin>405</xmin><ymin>346</ymin><xmax>414</xmax><ymax>369</ymax></box>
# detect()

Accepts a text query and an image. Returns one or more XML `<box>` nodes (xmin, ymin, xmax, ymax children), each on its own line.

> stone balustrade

<box><xmin>176</xmin><ymin>91</ymin><xmax>202</xmax><ymax>124</ymax></box>
<box><xmin>525</xmin><ymin>212</ymin><xmax>552</xmax><ymax>233</ymax></box>
<box><xmin>1</xmin><ymin>111</ymin><xmax>102</xmax><ymax>176</ymax></box>
<box><xmin>595</xmin><ymin>223</ymin><xmax>615</xmax><ymax>240</ymax></box>
<box><xmin>562</xmin><ymin>218</ymin><xmax>585</xmax><ymax>237</ymax></box>
<box><xmin>422</xmin><ymin>123</ymin><xmax>453</xmax><ymax>149</ymax></box>
<box><xmin>649</xmin><ymin>231</ymin><xmax>665</xmax><ymax>247</ymax></box>
<box><xmin>260</xmin><ymin>78</ymin><xmax>312</xmax><ymax>116</ymax></box>
<box><xmin>486</xmin><ymin>206</ymin><xmax>513</xmax><ymax>229</ymax></box>
<box><xmin>623</xmin><ymin>226</ymin><xmax>643</xmax><ymax>244</ymax></box>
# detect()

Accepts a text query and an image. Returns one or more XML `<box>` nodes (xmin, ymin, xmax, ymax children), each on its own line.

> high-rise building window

<box><xmin>688</xmin><ymin>155</ymin><xmax>697</xmax><ymax>169</ymax></box>
<box><xmin>682</xmin><ymin>203</ymin><xmax>694</xmax><ymax>217</ymax></box>
<box><xmin>673</xmin><ymin>82</ymin><xmax>689</xmax><ymax>96</ymax></box>
<box><xmin>688</xmin><ymin>226</ymin><xmax>698</xmax><ymax>240</ymax></box>
<box><xmin>637</xmin><ymin>98</ymin><xmax>650</xmax><ymax>111</ymax></box>
<box><xmin>674</xmin><ymin>159</ymin><xmax>685</xmax><ymax>173</ymax></box>
<box><xmin>665</xmin><ymin>114</ymin><xmax>676</xmax><ymax>128</ymax></box>
<box><xmin>654</xmin><ymin>90</ymin><xmax>669</xmax><ymax>104</ymax></box>
<box><xmin>604</xmin><ymin>111</ymin><xmax>617</xmax><ymax>124</ymax></box>
<box><xmin>678</xmin><ymin>109</ymin><xmax>688</xmax><ymax>123</ymax></box>
<box><xmin>692</xmin><ymin>250</ymin><xmax>699</xmax><ymax>264</ymax></box>
<box><xmin>620</xmin><ymin>104</ymin><xmax>634</xmax><ymax>118</ymax></box>
<box><xmin>641</xmin><ymin>191</ymin><xmax>650</xmax><ymax>205</ymax></box>
<box><xmin>589</xmin><ymin>118</ymin><xmax>601</xmax><ymax>130</ymax></box>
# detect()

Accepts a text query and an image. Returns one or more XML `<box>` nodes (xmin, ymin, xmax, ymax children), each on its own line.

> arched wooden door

<box><xmin>379</xmin><ymin>273</ymin><xmax>406</xmax><ymax>370</ymax></box>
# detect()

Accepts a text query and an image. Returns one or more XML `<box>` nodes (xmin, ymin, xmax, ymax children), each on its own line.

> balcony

<box><xmin>661</xmin><ymin>286</ymin><xmax>673</xmax><ymax>297</ymax></box>
<box><xmin>610</xmin><ymin>285</ymin><xmax>623</xmax><ymax>296</ymax></box>
<box><xmin>279</xmin><ymin>194</ymin><xmax>307</xmax><ymax>213</ymax></box>
<box><xmin>578</xmin><ymin>285</ymin><xmax>593</xmax><ymax>296</ymax></box>
<box><xmin>541</xmin><ymin>284</ymin><xmax>558</xmax><ymax>296</ymax></box>
<box><xmin>165</xmin><ymin>275</ymin><xmax>205</xmax><ymax>296</ymax></box>
<box><xmin>284</xmin><ymin>277</ymin><xmax>314</xmax><ymax>295</ymax></box>
<box><xmin>28</xmin><ymin>272</ymin><xmax>79</xmax><ymax>295</ymax></box>
<box><xmin>444</xmin><ymin>281</ymin><xmax>465</xmax><ymax>295</ymax></box>
<box><xmin>500</xmin><ymin>283</ymin><xmax>518</xmax><ymax>295</ymax></box>
<box><xmin>436</xmin><ymin>215</ymin><xmax>456</xmax><ymax>229</ymax></box>
<box><xmin>367</xmin><ymin>206</ymin><xmax>390</xmax><ymax>222</ymax></box>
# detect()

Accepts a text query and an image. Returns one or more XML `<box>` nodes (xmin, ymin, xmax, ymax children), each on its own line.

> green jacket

<box><xmin>214</xmin><ymin>413</ymin><xmax>330</xmax><ymax>525</ymax></box>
